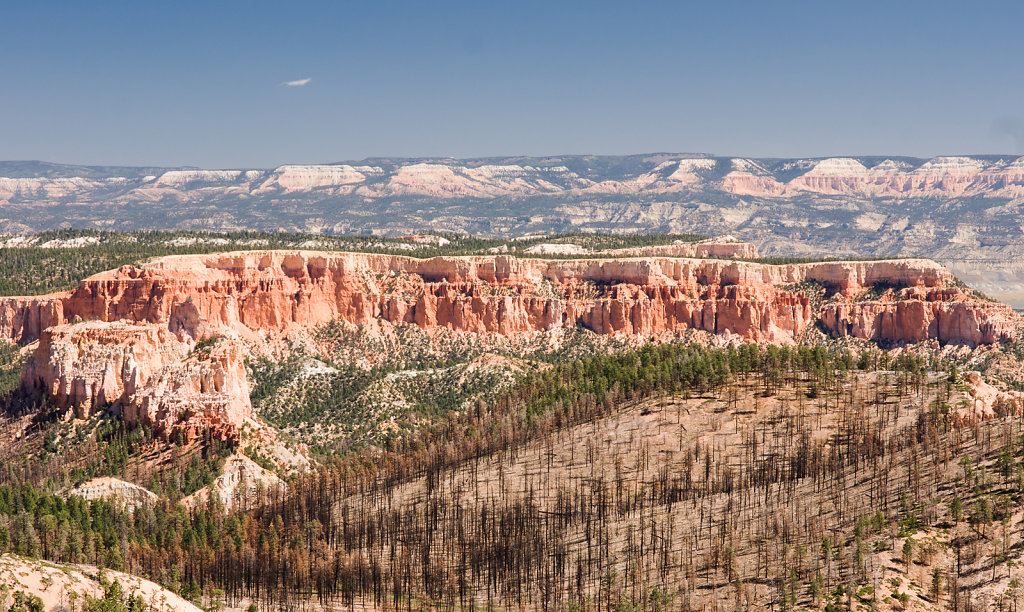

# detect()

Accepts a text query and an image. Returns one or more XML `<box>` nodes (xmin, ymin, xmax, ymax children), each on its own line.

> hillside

<box><xmin>0</xmin><ymin>233</ymin><xmax>1020</xmax><ymax>609</ymax></box>
<box><xmin>0</xmin><ymin>555</ymin><xmax>202</xmax><ymax>612</ymax></box>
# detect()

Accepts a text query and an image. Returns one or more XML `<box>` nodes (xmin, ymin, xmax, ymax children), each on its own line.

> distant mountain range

<box><xmin>2</xmin><ymin>154</ymin><xmax>1023</xmax><ymax>306</ymax></box>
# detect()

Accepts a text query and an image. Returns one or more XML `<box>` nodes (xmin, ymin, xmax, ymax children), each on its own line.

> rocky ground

<box><xmin>0</xmin><ymin>554</ymin><xmax>202</xmax><ymax>611</ymax></box>
<box><xmin>324</xmin><ymin>366</ymin><xmax>1024</xmax><ymax>609</ymax></box>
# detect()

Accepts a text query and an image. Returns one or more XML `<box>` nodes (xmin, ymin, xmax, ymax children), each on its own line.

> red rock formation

<box><xmin>0</xmin><ymin>293</ymin><xmax>68</xmax><ymax>344</ymax></box>
<box><xmin>820</xmin><ymin>288</ymin><xmax>1018</xmax><ymax>347</ymax></box>
<box><xmin>6</xmin><ymin>251</ymin><xmax>1017</xmax><ymax>438</ymax></box>
<box><xmin>0</xmin><ymin>252</ymin><xmax>1012</xmax><ymax>346</ymax></box>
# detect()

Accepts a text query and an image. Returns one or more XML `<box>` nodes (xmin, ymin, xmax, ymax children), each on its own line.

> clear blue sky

<box><xmin>3</xmin><ymin>0</ymin><xmax>1023</xmax><ymax>168</ymax></box>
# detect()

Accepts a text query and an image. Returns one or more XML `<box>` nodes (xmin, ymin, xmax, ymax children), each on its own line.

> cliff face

<box><xmin>6</xmin><ymin>251</ymin><xmax>1017</xmax><ymax>438</ymax></box>
<box><xmin>2</xmin><ymin>250</ymin><xmax>1009</xmax><ymax>345</ymax></box>
<box><xmin>820</xmin><ymin>288</ymin><xmax>1018</xmax><ymax>346</ymax></box>
<box><xmin>708</xmin><ymin>156</ymin><xmax>1024</xmax><ymax>199</ymax></box>
<box><xmin>4</xmin><ymin>156</ymin><xmax>1024</xmax><ymax>204</ymax></box>
<box><xmin>0</xmin><ymin>293</ymin><xmax>67</xmax><ymax>344</ymax></box>
<box><xmin>22</xmin><ymin>320</ymin><xmax>250</xmax><ymax>440</ymax></box>
<box><xmin>4</xmin><ymin>154</ymin><xmax>1024</xmax><ymax>310</ymax></box>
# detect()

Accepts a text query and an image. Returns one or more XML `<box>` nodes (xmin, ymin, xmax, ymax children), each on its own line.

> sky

<box><xmin>2</xmin><ymin>0</ymin><xmax>1024</xmax><ymax>168</ymax></box>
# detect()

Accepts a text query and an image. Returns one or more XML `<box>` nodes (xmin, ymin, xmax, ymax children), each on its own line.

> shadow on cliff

<box><xmin>1</xmin><ymin>384</ymin><xmax>64</xmax><ymax>427</ymax></box>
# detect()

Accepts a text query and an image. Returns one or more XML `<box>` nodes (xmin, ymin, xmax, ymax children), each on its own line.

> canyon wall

<box><xmin>21</xmin><ymin>320</ymin><xmax>251</xmax><ymax>440</ymax></box>
<box><xmin>5</xmin><ymin>250</ymin><xmax>1017</xmax><ymax>439</ymax></box>
<box><xmin>4</xmin><ymin>156</ymin><xmax>1024</xmax><ymax>204</ymax></box>
<box><xmin>4</xmin><ymin>154</ymin><xmax>1024</xmax><ymax>309</ymax></box>
<box><xmin>0</xmin><ymin>250</ymin><xmax>1010</xmax><ymax>345</ymax></box>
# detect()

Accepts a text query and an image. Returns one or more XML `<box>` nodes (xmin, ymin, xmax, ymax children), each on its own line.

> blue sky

<box><xmin>3</xmin><ymin>0</ymin><xmax>1023</xmax><ymax>167</ymax></box>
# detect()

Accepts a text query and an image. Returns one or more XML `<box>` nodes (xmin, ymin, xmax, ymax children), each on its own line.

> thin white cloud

<box><xmin>283</xmin><ymin>78</ymin><xmax>312</xmax><ymax>87</ymax></box>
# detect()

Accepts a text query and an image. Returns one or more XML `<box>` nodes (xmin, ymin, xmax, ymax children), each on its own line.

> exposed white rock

<box><xmin>803</xmin><ymin>158</ymin><xmax>869</xmax><ymax>176</ymax></box>
<box><xmin>181</xmin><ymin>453</ymin><xmax>284</xmax><ymax>511</ymax></box>
<box><xmin>39</xmin><ymin>236</ymin><xmax>101</xmax><ymax>248</ymax></box>
<box><xmin>524</xmin><ymin>243</ymin><xmax>588</xmax><ymax>255</ymax></box>
<box><xmin>69</xmin><ymin>477</ymin><xmax>158</xmax><ymax>511</ymax></box>
<box><xmin>265</xmin><ymin>164</ymin><xmax>381</xmax><ymax>191</ymax></box>
<box><xmin>665</xmin><ymin>158</ymin><xmax>716</xmax><ymax>183</ymax></box>
<box><xmin>155</xmin><ymin>170</ymin><xmax>250</xmax><ymax>187</ymax></box>
<box><xmin>0</xmin><ymin>555</ymin><xmax>202</xmax><ymax>612</ymax></box>
<box><xmin>5</xmin><ymin>155</ymin><xmax>1024</xmax><ymax>205</ymax></box>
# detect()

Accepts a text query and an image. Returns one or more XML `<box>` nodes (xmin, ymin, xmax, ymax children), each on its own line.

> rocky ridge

<box><xmin>68</xmin><ymin>477</ymin><xmax>159</xmax><ymax>511</ymax></box>
<box><xmin>0</xmin><ymin>554</ymin><xmax>202</xmax><ymax>612</ymax></box>
<box><xmin>2</xmin><ymin>250</ymin><xmax>1017</xmax><ymax>439</ymax></box>
<box><xmin>5</xmin><ymin>156</ymin><xmax>1024</xmax><ymax>203</ymax></box>
<box><xmin>3</xmin><ymin>154</ymin><xmax>1024</xmax><ymax>308</ymax></box>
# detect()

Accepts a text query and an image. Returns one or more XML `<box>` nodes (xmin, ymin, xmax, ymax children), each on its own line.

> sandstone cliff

<box><xmin>69</xmin><ymin>477</ymin><xmax>158</xmax><ymax>511</ymax></box>
<box><xmin>2</xmin><ymin>251</ymin><xmax>1011</xmax><ymax>346</ymax></box>
<box><xmin>5</xmin><ymin>250</ymin><xmax>1017</xmax><ymax>439</ymax></box>
<box><xmin>5</xmin><ymin>154</ymin><xmax>1024</xmax><ymax>311</ymax></box>
<box><xmin>22</xmin><ymin>320</ymin><xmax>251</xmax><ymax>440</ymax></box>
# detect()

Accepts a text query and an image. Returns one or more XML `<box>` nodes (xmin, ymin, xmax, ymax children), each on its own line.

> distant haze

<box><xmin>3</xmin><ymin>0</ymin><xmax>1024</xmax><ymax>168</ymax></box>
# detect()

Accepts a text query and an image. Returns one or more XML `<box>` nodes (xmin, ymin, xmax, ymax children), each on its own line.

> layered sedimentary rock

<box><xmin>711</xmin><ymin>156</ymin><xmax>1024</xmax><ymax>199</ymax></box>
<box><xmin>0</xmin><ymin>293</ymin><xmax>68</xmax><ymax>344</ymax></box>
<box><xmin>0</xmin><ymin>252</ymin><xmax>1012</xmax><ymax>346</ymax></box>
<box><xmin>22</xmin><ymin>320</ymin><xmax>250</xmax><ymax>440</ymax></box>
<box><xmin>125</xmin><ymin>337</ymin><xmax>251</xmax><ymax>441</ymax></box>
<box><xmin>6</xmin><ymin>250</ymin><xmax>1017</xmax><ymax>438</ymax></box>
<box><xmin>820</xmin><ymin>288</ymin><xmax>1019</xmax><ymax>346</ymax></box>
<box><xmin>69</xmin><ymin>477</ymin><xmax>158</xmax><ymax>511</ymax></box>
<box><xmin>5</xmin><ymin>156</ymin><xmax>1024</xmax><ymax>204</ymax></box>
<box><xmin>24</xmin><ymin>322</ymin><xmax>190</xmax><ymax>415</ymax></box>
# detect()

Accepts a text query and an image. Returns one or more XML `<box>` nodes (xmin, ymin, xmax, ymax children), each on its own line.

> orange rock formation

<box><xmin>21</xmin><ymin>320</ymin><xmax>251</xmax><ymax>440</ymax></box>
<box><xmin>3</xmin><ymin>251</ymin><xmax>1016</xmax><ymax>439</ymax></box>
<box><xmin>0</xmin><ymin>251</ymin><xmax>1013</xmax><ymax>345</ymax></box>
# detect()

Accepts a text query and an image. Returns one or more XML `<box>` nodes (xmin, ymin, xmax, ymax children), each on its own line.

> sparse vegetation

<box><xmin>0</xmin><ymin>229</ymin><xmax>1022</xmax><ymax>608</ymax></box>
<box><xmin>0</xmin><ymin>230</ymin><xmax>712</xmax><ymax>297</ymax></box>
<box><xmin>8</xmin><ymin>339</ymin><xmax>1023</xmax><ymax>608</ymax></box>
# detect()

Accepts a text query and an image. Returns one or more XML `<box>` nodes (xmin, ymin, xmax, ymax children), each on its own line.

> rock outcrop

<box><xmin>601</xmin><ymin>240</ymin><xmax>760</xmax><ymax>259</ymax></box>
<box><xmin>181</xmin><ymin>453</ymin><xmax>284</xmax><ymax>511</ymax></box>
<box><xmin>24</xmin><ymin>321</ymin><xmax>191</xmax><ymax>417</ymax></box>
<box><xmin>22</xmin><ymin>320</ymin><xmax>251</xmax><ymax>440</ymax></box>
<box><xmin>5</xmin><ymin>250</ymin><xmax>1016</xmax><ymax>438</ymax></box>
<box><xmin>125</xmin><ymin>336</ymin><xmax>251</xmax><ymax>441</ymax></box>
<box><xmin>0</xmin><ymin>554</ymin><xmax>203</xmax><ymax>612</ymax></box>
<box><xmin>69</xmin><ymin>477</ymin><xmax>158</xmax><ymax>511</ymax></box>
<box><xmin>961</xmin><ymin>371</ymin><xmax>1024</xmax><ymax>420</ymax></box>
<box><xmin>0</xmin><ymin>293</ymin><xmax>68</xmax><ymax>344</ymax></box>
<box><xmin>820</xmin><ymin>288</ymin><xmax>1019</xmax><ymax>346</ymax></box>
<box><xmin>2</xmin><ymin>251</ymin><xmax>1012</xmax><ymax>346</ymax></box>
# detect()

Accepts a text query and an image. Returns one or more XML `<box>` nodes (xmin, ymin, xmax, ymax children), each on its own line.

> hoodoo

<box><xmin>4</xmin><ymin>250</ymin><xmax>1018</xmax><ymax>438</ymax></box>
<box><xmin>0</xmin><ymin>251</ymin><xmax>1005</xmax><ymax>343</ymax></box>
